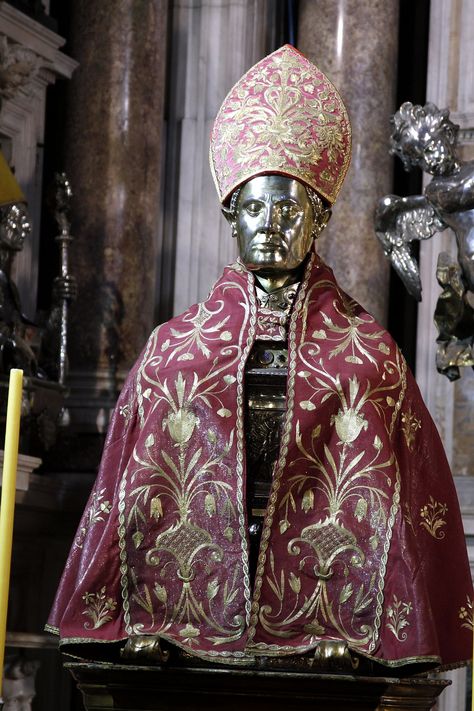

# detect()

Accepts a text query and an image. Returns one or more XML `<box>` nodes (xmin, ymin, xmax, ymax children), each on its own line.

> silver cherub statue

<box><xmin>375</xmin><ymin>102</ymin><xmax>474</xmax><ymax>380</ymax></box>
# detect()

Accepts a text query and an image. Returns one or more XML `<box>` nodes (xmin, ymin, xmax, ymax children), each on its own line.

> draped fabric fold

<box><xmin>47</xmin><ymin>254</ymin><xmax>472</xmax><ymax>668</ymax></box>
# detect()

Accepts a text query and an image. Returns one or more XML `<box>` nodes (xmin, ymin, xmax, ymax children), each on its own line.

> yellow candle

<box><xmin>0</xmin><ymin>369</ymin><xmax>23</xmax><ymax>700</ymax></box>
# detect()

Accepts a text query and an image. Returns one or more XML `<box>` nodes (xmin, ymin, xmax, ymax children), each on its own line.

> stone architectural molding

<box><xmin>0</xmin><ymin>1</ymin><xmax>77</xmax><ymax>316</ymax></box>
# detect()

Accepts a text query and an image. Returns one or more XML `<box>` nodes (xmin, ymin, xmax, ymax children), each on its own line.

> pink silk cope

<box><xmin>47</xmin><ymin>254</ymin><xmax>473</xmax><ymax>668</ymax></box>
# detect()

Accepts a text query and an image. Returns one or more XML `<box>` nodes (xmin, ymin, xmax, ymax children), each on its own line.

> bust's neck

<box><xmin>254</xmin><ymin>265</ymin><xmax>304</xmax><ymax>294</ymax></box>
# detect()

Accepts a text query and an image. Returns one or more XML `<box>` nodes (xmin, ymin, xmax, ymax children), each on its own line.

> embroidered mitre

<box><xmin>209</xmin><ymin>44</ymin><xmax>352</xmax><ymax>205</ymax></box>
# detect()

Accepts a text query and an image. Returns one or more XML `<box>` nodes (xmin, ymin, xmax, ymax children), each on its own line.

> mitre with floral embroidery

<box><xmin>210</xmin><ymin>44</ymin><xmax>351</xmax><ymax>205</ymax></box>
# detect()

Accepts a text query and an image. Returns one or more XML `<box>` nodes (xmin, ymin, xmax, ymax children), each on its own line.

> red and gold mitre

<box><xmin>210</xmin><ymin>44</ymin><xmax>351</xmax><ymax>205</ymax></box>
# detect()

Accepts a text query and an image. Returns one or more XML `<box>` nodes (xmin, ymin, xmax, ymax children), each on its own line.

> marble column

<box><xmin>64</xmin><ymin>0</ymin><xmax>168</xmax><ymax>434</ymax></box>
<box><xmin>297</xmin><ymin>0</ymin><xmax>399</xmax><ymax>325</ymax></box>
<box><xmin>164</xmin><ymin>0</ymin><xmax>270</xmax><ymax>318</ymax></box>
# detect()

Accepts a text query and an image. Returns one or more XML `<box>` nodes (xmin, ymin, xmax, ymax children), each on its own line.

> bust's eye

<box><xmin>245</xmin><ymin>201</ymin><xmax>262</xmax><ymax>216</ymax></box>
<box><xmin>279</xmin><ymin>203</ymin><xmax>299</xmax><ymax>219</ymax></box>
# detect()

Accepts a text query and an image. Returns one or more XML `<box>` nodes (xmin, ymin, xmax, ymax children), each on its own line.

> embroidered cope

<box><xmin>47</xmin><ymin>255</ymin><xmax>473</xmax><ymax>668</ymax></box>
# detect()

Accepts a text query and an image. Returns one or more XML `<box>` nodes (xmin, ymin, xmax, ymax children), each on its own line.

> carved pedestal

<box><xmin>67</xmin><ymin>661</ymin><xmax>449</xmax><ymax>711</ymax></box>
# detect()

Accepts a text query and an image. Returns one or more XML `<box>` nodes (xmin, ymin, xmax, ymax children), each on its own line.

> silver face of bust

<box><xmin>0</xmin><ymin>203</ymin><xmax>31</xmax><ymax>251</ymax></box>
<box><xmin>234</xmin><ymin>175</ymin><xmax>314</xmax><ymax>275</ymax></box>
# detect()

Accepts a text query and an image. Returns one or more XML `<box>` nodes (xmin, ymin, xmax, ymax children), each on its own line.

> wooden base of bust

<box><xmin>67</xmin><ymin>661</ymin><xmax>449</xmax><ymax>710</ymax></box>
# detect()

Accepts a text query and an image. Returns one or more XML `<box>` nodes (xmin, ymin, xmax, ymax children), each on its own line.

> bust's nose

<box><xmin>261</xmin><ymin>203</ymin><xmax>278</xmax><ymax>234</ymax></box>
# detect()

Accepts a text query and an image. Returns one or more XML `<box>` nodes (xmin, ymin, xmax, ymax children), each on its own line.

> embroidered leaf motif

<box><xmin>207</xmin><ymin>429</ymin><xmax>217</xmax><ymax>444</ymax></box>
<box><xmin>204</xmin><ymin>493</ymin><xmax>216</xmax><ymax>517</ymax></box>
<box><xmin>150</xmin><ymin>496</ymin><xmax>163</xmax><ymax>520</ymax></box>
<box><xmin>459</xmin><ymin>596</ymin><xmax>473</xmax><ymax>631</ymax></box>
<box><xmin>419</xmin><ymin>496</ymin><xmax>448</xmax><ymax>539</ymax></box>
<box><xmin>369</xmin><ymin>534</ymin><xmax>379</xmax><ymax>550</ymax></box>
<box><xmin>386</xmin><ymin>595</ymin><xmax>412</xmax><ymax>642</ymax></box>
<box><xmin>345</xmin><ymin>355</ymin><xmax>363</xmax><ymax>364</ymax></box>
<box><xmin>354</xmin><ymin>497</ymin><xmax>367</xmax><ymax>523</ymax></box>
<box><xmin>224</xmin><ymin>526</ymin><xmax>234</xmax><ymax>542</ymax></box>
<box><xmin>132</xmin><ymin>531</ymin><xmax>144</xmax><ymax>549</ymax></box>
<box><xmin>207</xmin><ymin>579</ymin><xmax>220</xmax><ymax>600</ymax></box>
<box><xmin>304</xmin><ymin>620</ymin><xmax>325</xmax><ymax>635</ymax></box>
<box><xmin>401</xmin><ymin>408</ymin><xmax>421</xmax><ymax>451</ymax></box>
<box><xmin>300</xmin><ymin>400</ymin><xmax>316</xmax><ymax>411</ymax></box>
<box><xmin>289</xmin><ymin>572</ymin><xmax>301</xmax><ymax>594</ymax></box>
<box><xmin>373</xmin><ymin>435</ymin><xmax>382</xmax><ymax>451</ymax></box>
<box><xmin>279</xmin><ymin>519</ymin><xmax>290</xmax><ymax>534</ymax></box>
<box><xmin>145</xmin><ymin>433</ymin><xmax>155</xmax><ymax>448</ymax></box>
<box><xmin>217</xmin><ymin>408</ymin><xmax>232</xmax><ymax>417</ymax></box>
<box><xmin>132</xmin><ymin>584</ymin><xmax>153</xmax><ymax>616</ymax></box>
<box><xmin>179</xmin><ymin>623</ymin><xmax>199</xmax><ymax>644</ymax></box>
<box><xmin>339</xmin><ymin>582</ymin><xmax>353</xmax><ymax>604</ymax></box>
<box><xmin>154</xmin><ymin>584</ymin><xmax>167</xmax><ymax>604</ymax></box>
<box><xmin>311</xmin><ymin>424</ymin><xmax>321</xmax><ymax>439</ymax></box>
<box><xmin>82</xmin><ymin>587</ymin><xmax>117</xmax><ymax>630</ymax></box>
<box><xmin>302</xmin><ymin>489</ymin><xmax>314</xmax><ymax>513</ymax></box>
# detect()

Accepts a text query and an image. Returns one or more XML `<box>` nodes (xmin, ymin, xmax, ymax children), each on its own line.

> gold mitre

<box><xmin>210</xmin><ymin>44</ymin><xmax>351</xmax><ymax>205</ymax></box>
<box><xmin>0</xmin><ymin>150</ymin><xmax>25</xmax><ymax>208</ymax></box>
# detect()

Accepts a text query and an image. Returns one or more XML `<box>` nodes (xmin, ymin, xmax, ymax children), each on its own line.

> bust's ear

<box><xmin>221</xmin><ymin>205</ymin><xmax>234</xmax><ymax>226</ymax></box>
<box><xmin>313</xmin><ymin>208</ymin><xmax>332</xmax><ymax>240</ymax></box>
<box><xmin>321</xmin><ymin>208</ymin><xmax>332</xmax><ymax>230</ymax></box>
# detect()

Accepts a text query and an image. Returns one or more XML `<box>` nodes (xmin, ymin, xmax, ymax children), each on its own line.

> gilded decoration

<box><xmin>48</xmin><ymin>257</ymin><xmax>473</xmax><ymax>669</ymax></box>
<box><xmin>75</xmin><ymin>488</ymin><xmax>111</xmax><ymax>549</ymax></box>
<box><xmin>82</xmin><ymin>587</ymin><xmax>117</xmax><ymax>630</ymax></box>
<box><xmin>246</xmin><ymin>257</ymin><xmax>405</xmax><ymax>655</ymax></box>
<box><xmin>386</xmin><ymin>595</ymin><xmax>412</xmax><ymax>642</ymax></box>
<box><xmin>419</xmin><ymin>496</ymin><xmax>448</xmax><ymax>540</ymax></box>
<box><xmin>118</xmin><ymin>273</ymin><xmax>256</xmax><ymax>655</ymax></box>
<box><xmin>459</xmin><ymin>596</ymin><xmax>473</xmax><ymax>631</ymax></box>
<box><xmin>210</xmin><ymin>45</ymin><xmax>351</xmax><ymax>205</ymax></box>
<box><xmin>400</xmin><ymin>408</ymin><xmax>421</xmax><ymax>450</ymax></box>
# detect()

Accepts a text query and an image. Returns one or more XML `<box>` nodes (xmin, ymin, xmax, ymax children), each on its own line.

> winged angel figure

<box><xmin>375</xmin><ymin>102</ymin><xmax>474</xmax><ymax>380</ymax></box>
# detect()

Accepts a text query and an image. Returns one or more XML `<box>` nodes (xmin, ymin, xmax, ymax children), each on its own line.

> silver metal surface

<box><xmin>52</xmin><ymin>172</ymin><xmax>74</xmax><ymax>388</ymax></box>
<box><xmin>375</xmin><ymin>102</ymin><xmax>474</xmax><ymax>379</ymax></box>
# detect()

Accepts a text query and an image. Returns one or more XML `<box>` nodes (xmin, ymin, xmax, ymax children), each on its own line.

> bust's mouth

<box><xmin>251</xmin><ymin>235</ymin><xmax>286</xmax><ymax>252</ymax></box>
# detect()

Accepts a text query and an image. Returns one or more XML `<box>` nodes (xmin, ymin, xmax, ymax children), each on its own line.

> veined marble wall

<box><xmin>297</xmin><ymin>0</ymin><xmax>399</xmax><ymax>326</ymax></box>
<box><xmin>164</xmin><ymin>0</ymin><xmax>271</xmax><ymax>318</ymax></box>
<box><xmin>422</xmin><ymin>6</ymin><xmax>474</xmax><ymax>711</ymax></box>
<box><xmin>418</xmin><ymin>0</ymin><xmax>474</xmax><ymax>478</ymax></box>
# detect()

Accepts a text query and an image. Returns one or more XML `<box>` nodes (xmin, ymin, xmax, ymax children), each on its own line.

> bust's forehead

<box><xmin>238</xmin><ymin>175</ymin><xmax>308</xmax><ymax>200</ymax></box>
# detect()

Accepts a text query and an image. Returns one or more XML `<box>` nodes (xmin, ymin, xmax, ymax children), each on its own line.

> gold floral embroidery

<box><xmin>402</xmin><ymin>503</ymin><xmax>415</xmax><ymax>533</ymax></box>
<box><xmin>161</xmin><ymin>303</ymin><xmax>232</xmax><ymax>365</ymax></box>
<box><xmin>75</xmin><ymin>488</ymin><xmax>111</xmax><ymax>548</ymax></box>
<box><xmin>119</xmin><ymin>403</ymin><xmax>132</xmax><ymax>422</ymax></box>
<box><xmin>82</xmin><ymin>587</ymin><xmax>117</xmax><ymax>630</ymax></box>
<box><xmin>119</xmin><ymin>277</ymin><xmax>255</xmax><ymax>649</ymax></box>
<box><xmin>459</xmin><ymin>596</ymin><xmax>473</xmax><ymax>631</ymax></box>
<box><xmin>310</xmin><ymin>292</ymin><xmax>388</xmax><ymax>368</ymax></box>
<box><xmin>419</xmin><ymin>496</ymin><xmax>448</xmax><ymax>539</ymax></box>
<box><xmin>210</xmin><ymin>46</ymin><xmax>351</xmax><ymax>205</ymax></box>
<box><xmin>400</xmin><ymin>408</ymin><xmax>421</xmax><ymax>450</ymax></box>
<box><xmin>386</xmin><ymin>595</ymin><xmax>412</xmax><ymax>642</ymax></box>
